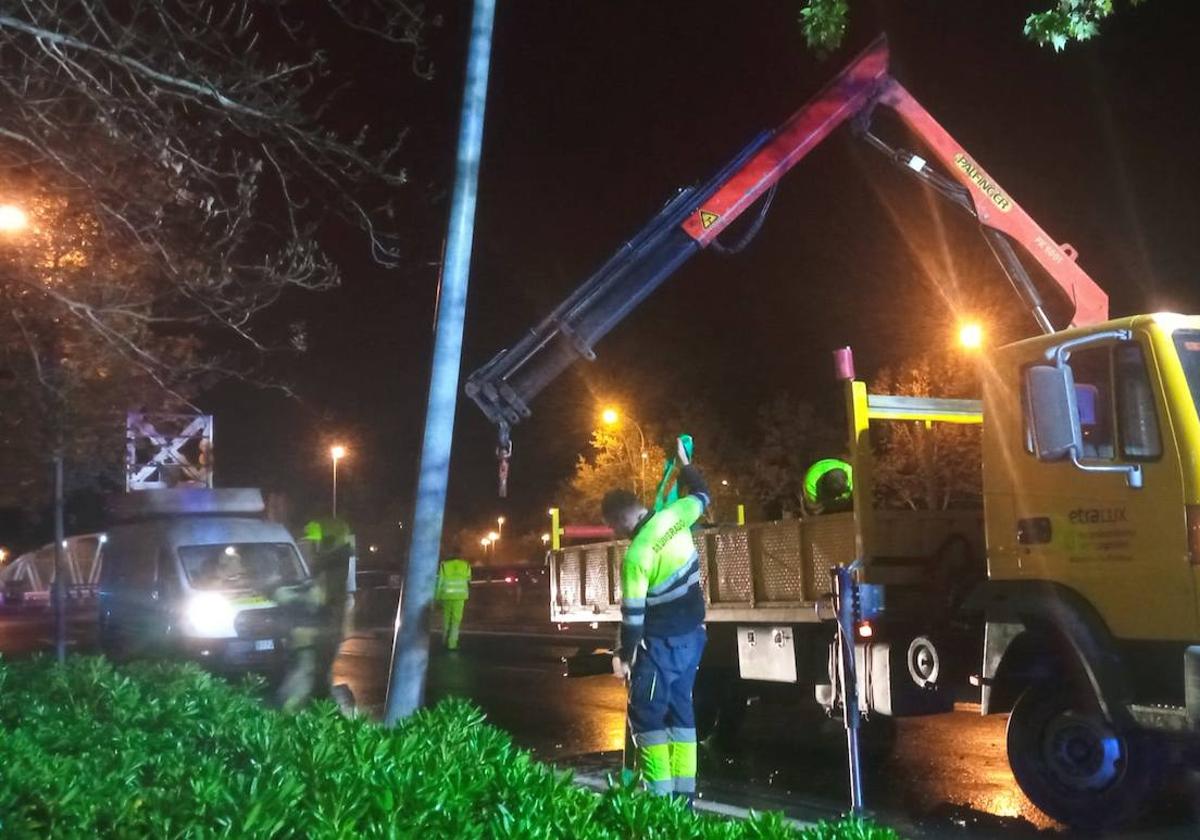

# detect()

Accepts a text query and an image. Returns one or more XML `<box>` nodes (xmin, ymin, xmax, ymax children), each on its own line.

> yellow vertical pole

<box><xmin>549</xmin><ymin>507</ymin><xmax>562</xmax><ymax>551</ymax></box>
<box><xmin>845</xmin><ymin>379</ymin><xmax>875</xmax><ymax>565</ymax></box>
<box><xmin>736</xmin><ymin>504</ymin><xmax>746</xmax><ymax>526</ymax></box>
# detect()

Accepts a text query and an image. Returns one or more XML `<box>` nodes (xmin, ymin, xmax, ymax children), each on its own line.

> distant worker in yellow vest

<box><xmin>803</xmin><ymin>457</ymin><xmax>854</xmax><ymax>514</ymax></box>
<box><xmin>435</xmin><ymin>552</ymin><xmax>472</xmax><ymax>650</ymax></box>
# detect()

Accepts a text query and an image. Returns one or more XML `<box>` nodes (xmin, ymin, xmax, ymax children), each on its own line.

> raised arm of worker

<box><xmin>670</xmin><ymin>436</ymin><xmax>710</xmax><ymax>524</ymax></box>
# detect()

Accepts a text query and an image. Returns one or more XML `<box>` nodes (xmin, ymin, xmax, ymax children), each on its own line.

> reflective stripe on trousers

<box><xmin>626</xmin><ymin>625</ymin><xmax>706</xmax><ymax>796</ymax></box>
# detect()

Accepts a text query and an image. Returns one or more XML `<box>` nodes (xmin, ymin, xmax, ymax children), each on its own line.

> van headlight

<box><xmin>183</xmin><ymin>593</ymin><xmax>237</xmax><ymax>638</ymax></box>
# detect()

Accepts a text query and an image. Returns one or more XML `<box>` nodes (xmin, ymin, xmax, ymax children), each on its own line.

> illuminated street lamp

<box><xmin>487</xmin><ymin>530</ymin><xmax>499</xmax><ymax>542</ymax></box>
<box><xmin>497</xmin><ymin>515</ymin><xmax>505</xmax><ymax>538</ymax></box>
<box><xmin>540</xmin><ymin>533</ymin><xmax>551</xmax><ymax>546</ymax></box>
<box><xmin>329</xmin><ymin>444</ymin><xmax>347</xmax><ymax>517</ymax></box>
<box><xmin>958</xmin><ymin>321</ymin><xmax>984</xmax><ymax>351</ymax></box>
<box><xmin>600</xmin><ymin>405</ymin><xmax>648</xmax><ymax>500</ymax></box>
<box><xmin>480</xmin><ymin>536</ymin><xmax>492</xmax><ymax>557</ymax></box>
<box><xmin>0</xmin><ymin>204</ymin><xmax>28</xmax><ymax>234</ymax></box>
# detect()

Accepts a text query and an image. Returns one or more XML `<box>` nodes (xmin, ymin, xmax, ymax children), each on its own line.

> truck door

<box><xmin>1015</xmin><ymin>339</ymin><xmax>1198</xmax><ymax>641</ymax></box>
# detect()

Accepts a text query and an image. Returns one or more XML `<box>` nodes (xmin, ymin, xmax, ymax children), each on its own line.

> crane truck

<box><xmin>465</xmin><ymin>36</ymin><xmax>1200</xmax><ymax>828</ymax></box>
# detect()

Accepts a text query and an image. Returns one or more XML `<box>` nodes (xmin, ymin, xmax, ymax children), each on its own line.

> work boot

<box><xmin>330</xmin><ymin>683</ymin><xmax>357</xmax><ymax>717</ymax></box>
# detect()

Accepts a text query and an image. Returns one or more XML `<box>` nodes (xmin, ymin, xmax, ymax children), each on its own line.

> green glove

<box><xmin>653</xmin><ymin>434</ymin><xmax>694</xmax><ymax>512</ymax></box>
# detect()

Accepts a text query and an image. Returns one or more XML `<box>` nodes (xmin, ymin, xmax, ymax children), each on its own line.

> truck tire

<box><xmin>1006</xmin><ymin>683</ymin><xmax>1164</xmax><ymax>829</ymax></box>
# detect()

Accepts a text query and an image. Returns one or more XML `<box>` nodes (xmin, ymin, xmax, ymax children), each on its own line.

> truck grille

<box><xmin>234</xmin><ymin>607</ymin><xmax>287</xmax><ymax>639</ymax></box>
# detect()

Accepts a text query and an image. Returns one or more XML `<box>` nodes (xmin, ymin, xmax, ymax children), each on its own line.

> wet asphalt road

<box><xmin>332</xmin><ymin>628</ymin><xmax>1200</xmax><ymax>839</ymax></box>
<box><xmin>4</xmin><ymin>607</ymin><xmax>1197</xmax><ymax>838</ymax></box>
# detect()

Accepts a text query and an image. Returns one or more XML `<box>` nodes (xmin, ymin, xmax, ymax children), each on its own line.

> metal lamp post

<box><xmin>330</xmin><ymin>444</ymin><xmax>346</xmax><ymax>517</ymax></box>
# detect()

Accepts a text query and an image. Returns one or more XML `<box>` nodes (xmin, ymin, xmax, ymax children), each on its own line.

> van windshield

<box><xmin>1173</xmin><ymin>331</ymin><xmax>1200</xmax><ymax>421</ymax></box>
<box><xmin>179</xmin><ymin>543</ymin><xmax>306</xmax><ymax>592</ymax></box>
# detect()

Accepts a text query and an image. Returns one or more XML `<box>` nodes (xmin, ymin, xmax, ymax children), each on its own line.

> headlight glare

<box><xmin>183</xmin><ymin>592</ymin><xmax>237</xmax><ymax>638</ymax></box>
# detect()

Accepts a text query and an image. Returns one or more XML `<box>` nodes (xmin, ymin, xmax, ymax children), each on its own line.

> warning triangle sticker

<box><xmin>698</xmin><ymin>209</ymin><xmax>719</xmax><ymax>229</ymax></box>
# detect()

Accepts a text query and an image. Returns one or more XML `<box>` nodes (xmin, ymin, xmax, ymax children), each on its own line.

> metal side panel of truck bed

<box><xmin>549</xmin><ymin>509</ymin><xmax>984</xmax><ymax>624</ymax></box>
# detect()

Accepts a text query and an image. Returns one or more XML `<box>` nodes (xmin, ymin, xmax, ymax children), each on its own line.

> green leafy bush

<box><xmin>0</xmin><ymin>657</ymin><xmax>901</xmax><ymax>839</ymax></box>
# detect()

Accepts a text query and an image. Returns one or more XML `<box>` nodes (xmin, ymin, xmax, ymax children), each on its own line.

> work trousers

<box><xmin>627</xmin><ymin>625</ymin><xmax>706</xmax><ymax>797</ymax></box>
<box><xmin>440</xmin><ymin>598</ymin><xmax>466</xmax><ymax>650</ymax></box>
<box><xmin>276</xmin><ymin>638</ymin><xmax>339</xmax><ymax>713</ymax></box>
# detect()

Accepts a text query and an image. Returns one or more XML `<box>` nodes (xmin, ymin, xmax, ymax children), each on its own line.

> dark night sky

<box><xmin>204</xmin><ymin>1</ymin><xmax>1200</xmax><ymax>550</ymax></box>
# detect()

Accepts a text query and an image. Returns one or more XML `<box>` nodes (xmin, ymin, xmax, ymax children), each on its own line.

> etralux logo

<box><xmin>1068</xmin><ymin>507</ymin><xmax>1127</xmax><ymax>525</ymax></box>
<box><xmin>954</xmin><ymin>153</ymin><xmax>1013</xmax><ymax>213</ymax></box>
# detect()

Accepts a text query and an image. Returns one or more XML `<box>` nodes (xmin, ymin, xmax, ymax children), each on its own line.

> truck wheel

<box><xmin>1006</xmin><ymin>683</ymin><xmax>1164</xmax><ymax>829</ymax></box>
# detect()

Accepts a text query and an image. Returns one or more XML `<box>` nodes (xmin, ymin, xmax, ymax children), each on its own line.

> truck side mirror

<box><xmin>1024</xmin><ymin>364</ymin><xmax>1081</xmax><ymax>461</ymax></box>
<box><xmin>1024</xmin><ymin>345</ymin><xmax>1143</xmax><ymax>489</ymax></box>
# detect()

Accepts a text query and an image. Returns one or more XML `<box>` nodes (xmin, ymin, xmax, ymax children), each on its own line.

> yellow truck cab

<box><xmin>973</xmin><ymin>313</ymin><xmax>1200</xmax><ymax>826</ymax></box>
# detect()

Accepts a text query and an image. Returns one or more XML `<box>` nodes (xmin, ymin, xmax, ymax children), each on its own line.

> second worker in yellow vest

<box><xmin>435</xmin><ymin>554</ymin><xmax>471</xmax><ymax>651</ymax></box>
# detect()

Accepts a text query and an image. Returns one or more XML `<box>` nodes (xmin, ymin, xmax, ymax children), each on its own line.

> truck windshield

<box><xmin>179</xmin><ymin>543</ymin><xmax>306</xmax><ymax>592</ymax></box>
<box><xmin>1173</xmin><ymin>331</ymin><xmax>1200</xmax><ymax>419</ymax></box>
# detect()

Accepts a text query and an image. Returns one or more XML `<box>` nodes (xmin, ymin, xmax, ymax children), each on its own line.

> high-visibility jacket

<box><xmin>435</xmin><ymin>557</ymin><xmax>471</xmax><ymax>602</ymax></box>
<box><xmin>619</xmin><ymin>474</ymin><xmax>709</xmax><ymax>662</ymax></box>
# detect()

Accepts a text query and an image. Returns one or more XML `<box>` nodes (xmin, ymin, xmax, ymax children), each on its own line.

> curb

<box><xmin>570</xmin><ymin>771</ymin><xmax>817</xmax><ymax>829</ymax></box>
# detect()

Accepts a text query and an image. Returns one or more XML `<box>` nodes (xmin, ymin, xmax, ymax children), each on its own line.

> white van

<box><xmin>98</xmin><ymin>488</ymin><xmax>308</xmax><ymax>672</ymax></box>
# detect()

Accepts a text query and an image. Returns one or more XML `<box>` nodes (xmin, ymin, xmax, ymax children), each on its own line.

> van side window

<box><xmin>1114</xmin><ymin>343</ymin><xmax>1162</xmax><ymax>460</ymax></box>
<box><xmin>1067</xmin><ymin>347</ymin><xmax>1114</xmax><ymax>461</ymax></box>
<box><xmin>118</xmin><ymin>547</ymin><xmax>157</xmax><ymax>589</ymax></box>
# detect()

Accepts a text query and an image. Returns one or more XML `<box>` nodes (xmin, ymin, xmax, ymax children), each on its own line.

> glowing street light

<box><xmin>600</xmin><ymin>404</ymin><xmax>648</xmax><ymax>500</ymax></box>
<box><xmin>540</xmin><ymin>533</ymin><xmax>551</xmax><ymax>546</ymax></box>
<box><xmin>958</xmin><ymin>321</ymin><xmax>984</xmax><ymax>351</ymax></box>
<box><xmin>329</xmin><ymin>444</ymin><xmax>347</xmax><ymax>517</ymax></box>
<box><xmin>0</xmin><ymin>204</ymin><xmax>28</xmax><ymax>234</ymax></box>
<box><xmin>497</xmin><ymin>515</ymin><xmax>505</xmax><ymax>538</ymax></box>
<box><xmin>487</xmin><ymin>531</ymin><xmax>499</xmax><ymax>542</ymax></box>
<box><xmin>480</xmin><ymin>536</ymin><xmax>493</xmax><ymax>557</ymax></box>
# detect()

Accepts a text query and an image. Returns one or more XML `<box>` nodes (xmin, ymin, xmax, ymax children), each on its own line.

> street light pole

<box><xmin>329</xmin><ymin>444</ymin><xmax>346</xmax><ymax>518</ymax></box>
<box><xmin>385</xmin><ymin>0</ymin><xmax>497</xmax><ymax>725</ymax></box>
<box><xmin>0</xmin><ymin>205</ymin><xmax>64</xmax><ymax>660</ymax></box>
<box><xmin>602</xmin><ymin>406</ymin><xmax>648</xmax><ymax>501</ymax></box>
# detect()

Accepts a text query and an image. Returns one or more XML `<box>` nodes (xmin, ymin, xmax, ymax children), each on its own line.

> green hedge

<box><xmin>0</xmin><ymin>657</ymin><xmax>901</xmax><ymax>839</ymax></box>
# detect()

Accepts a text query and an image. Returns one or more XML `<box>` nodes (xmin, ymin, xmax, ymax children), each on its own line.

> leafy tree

<box><xmin>747</xmin><ymin>394</ymin><xmax>842</xmax><ymax>519</ymax></box>
<box><xmin>559</xmin><ymin>426</ymin><xmax>669</xmax><ymax>524</ymax></box>
<box><xmin>798</xmin><ymin>0</ymin><xmax>1148</xmax><ymax>52</ymax></box>
<box><xmin>662</xmin><ymin>398</ymin><xmax>755</xmax><ymax>524</ymax></box>
<box><xmin>870</xmin><ymin>352</ymin><xmax>982</xmax><ymax>510</ymax></box>
<box><xmin>0</xmin><ymin>1</ymin><xmax>432</xmax><ymax>506</ymax></box>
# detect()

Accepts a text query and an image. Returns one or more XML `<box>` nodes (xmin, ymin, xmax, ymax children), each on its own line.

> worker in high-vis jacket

<box><xmin>434</xmin><ymin>552</ymin><xmax>471</xmax><ymax>650</ymax></box>
<box><xmin>601</xmin><ymin>437</ymin><xmax>709</xmax><ymax>802</ymax></box>
<box><xmin>803</xmin><ymin>457</ymin><xmax>854</xmax><ymax>514</ymax></box>
<box><xmin>275</xmin><ymin>517</ymin><xmax>355</xmax><ymax>712</ymax></box>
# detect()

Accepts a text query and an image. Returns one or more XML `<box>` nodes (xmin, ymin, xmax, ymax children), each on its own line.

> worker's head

<box><xmin>815</xmin><ymin>467</ymin><xmax>850</xmax><ymax>504</ymax></box>
<box><xmin>601</xmin><ymin>489</ymin><xmax>646</xmax><ymax>538</ymax></box>
<box><xmin>304</xmin><ymin>517</ymin><xmax>352</xmax><ymax>552</ymax></box>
